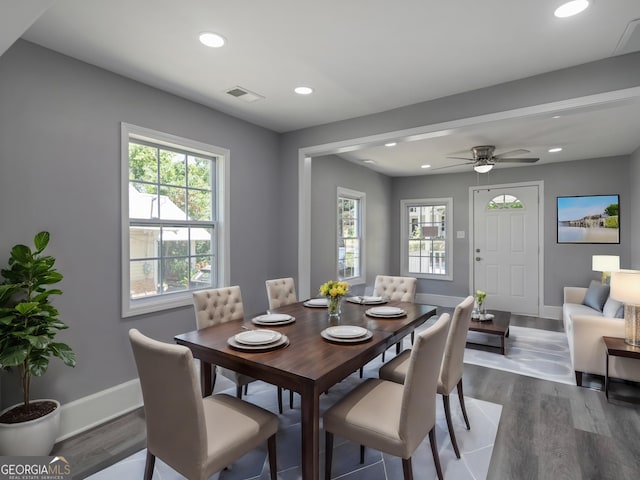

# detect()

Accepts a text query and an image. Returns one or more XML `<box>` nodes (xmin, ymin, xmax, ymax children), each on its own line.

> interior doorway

<box><xmin>470</xmin><ymin>182</ymin><xmax>543</xmax><ymax>316</ymax></box>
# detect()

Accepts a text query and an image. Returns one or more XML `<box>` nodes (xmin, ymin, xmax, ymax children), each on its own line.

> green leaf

<box><xmin>51</xmin><ymin>343</ymin><xmax>76</xmax><ymax>367</ymax></box>
<box><xmin>27</xmin><ymin>335</ymin><xmax>51</xmax><ymax>349</ymax></box>
<box><xmin>41</xmin><ymin>272</ymin><xmax>63</xmax><ymax>284</ymax></box>
<box><xmin>34</xmin><ymin>231</ymin><xmax>50</xmax><ymax>253</ymax></box>
<box><xmin>14</xmin><ymin>302</ymin><xmax>40</xmax><ymax>315</ymax></box>
<box><xmin>28</xmin><ymin>355</ymin><xmax>50</xmax><ymax>377</ymax></box>
<box><xmin>10</xmin><ymin>244</ymin><xmax>32</xmax><ymax>264</ymax></box>
<box><xmin>0</xmin><ymin>346</ymin><xmax>28</xmax><ymax>366</ymax></box>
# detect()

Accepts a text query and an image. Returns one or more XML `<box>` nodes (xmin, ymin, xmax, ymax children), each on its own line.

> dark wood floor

<box><xmin>53</xmin><ymin>312</ymin><xmax>640</xmax><ymax>480</ymax></box>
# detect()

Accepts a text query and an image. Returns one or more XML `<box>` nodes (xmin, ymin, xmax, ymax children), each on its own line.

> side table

<box><xmin>602</xmin><ymin>336</ymin><xmax>640</xmax><ymax>400</ymax></box>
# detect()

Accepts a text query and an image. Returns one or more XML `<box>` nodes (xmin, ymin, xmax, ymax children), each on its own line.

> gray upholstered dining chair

<box><xmin>265</xmin><ymin>277</ymin><xmax>297</xmax><ymax>310</ymax></box>
<box><xmin>324</xmin><ymin>313</ymin><xmax>451</xmax><ymax>480</ymax></box>
<box><xmin>265</xmin><ymin>277</ymin><xmax>297</xmax><ymax>410</ymax></box>
<box><xmin>192</xmin><ymin>286</ymin><xmax>256</xmax><ymax>398</ymax></box>
<box><xmin>374</xmin><ymin>274</ymin><xmax>418</xmax><ymax>358</ymax></box>
<box><xmin>128</xmin><ymin>328</ymin><xmax>278</xmax><ymax>480</ymax></box>
<box><xmin>379</xmin><ymin>295</ymin><xmax>475</xmax><ymax>459</ymax></box>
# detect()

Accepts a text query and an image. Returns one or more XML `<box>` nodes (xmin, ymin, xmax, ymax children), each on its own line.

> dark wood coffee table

<box><xmin>603</xmin><ymin>336</ymin><xmax>640</xmax><ymax>400</ymax></box>
<box><xmin>467</xmin><ymin>309</ymin><xmax>511</xmax><ymax>355</ymax></box>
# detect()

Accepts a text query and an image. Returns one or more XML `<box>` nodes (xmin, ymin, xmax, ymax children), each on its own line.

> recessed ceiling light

<box><xmin>552</xmin><ymin>115</ymin><xmax>562</xmax><ymax>119</ymax></box>
<box><xmin>294</xmin><ymin>86</ymin><xmax>314</xmax><ymax>95</ymax></box>
<box><xmin>554</xmin><ymin>0</ymin><xmax>589</xmax><ymax>18</ymax></box>
<box><xmin>385</xmin><ymin>142</ymin><xmax>397</xmax><ymax>147</ymax></box>
<box><xmin>548</xmin><ymin>147</ymin><xmax>563</xmax><ymax>153</ymax></box>
<box><xmin>199</xmin><ymin>32</ymin><xmax>226</xmax><ymax>48</ymax></box>
<box><xmin>421</xmin><ymin>164</ymin><xmax>431</xmax><ymax>169</ymax></box>
<box><xmin>363</xmin><ymin>159</ymin><xmax>376</xmax><ymax>164</ymax></box>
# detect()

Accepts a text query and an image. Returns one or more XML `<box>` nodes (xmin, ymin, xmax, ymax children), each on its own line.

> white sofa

<box><xmin>563</xmin><ymin>286</ymin><xmax>640</xmax><ymax>386</ymax></box>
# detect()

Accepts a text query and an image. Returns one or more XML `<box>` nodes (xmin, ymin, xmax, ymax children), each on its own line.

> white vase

<box><xmin>0</xmin><ymin>399</ymin><xmax>61</xmax><ymax>456</ymax></box>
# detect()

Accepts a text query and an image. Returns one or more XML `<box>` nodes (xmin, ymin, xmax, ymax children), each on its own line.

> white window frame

<box><xmin>337</xmin><ymin>187</ymin><xmax>365</xmax><ymax>285</ymax></box>
<box><xmin>121</xmin><ymin>123</ymin><xmax>230</xmax><ymax>317</ymax></box>
<box><xmin>400</xmin><ymin>197</ymin><xmax>453</xmax><ymax>281</ymax></box>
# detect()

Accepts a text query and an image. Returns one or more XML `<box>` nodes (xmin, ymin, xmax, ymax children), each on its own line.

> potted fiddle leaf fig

<box><xmin>0</xmin><ymin>231</ymin><xmax>76</xmax><ymax>455</ymax></box>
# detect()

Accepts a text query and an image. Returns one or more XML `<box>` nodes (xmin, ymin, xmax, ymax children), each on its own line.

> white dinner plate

<box><xmin>346</xmin><ymin>296</ymin><xmax>387</xmax><ymax>305</ymax></box>
<box><xmin>252</xmin><ymin>313</ymin><xmax>293</xmax><ymax>323</ymax></box>
<box><xmin>366</xmin><ymin>306</ymin><xmax>406</xmax><ymax>318</ymax></box>
<box><xmin>227</xmin><ymin>335</ymin><xmax>289</xmax><ymax>351</ymax></box>
<box><xmin>304</xmin><ymin>298</ymin><xmax>328</xmax><ymax>307</ymax></box>
<box><xmin>234</xmin><ymin>329</ymin><xmax>282</xmax><ymax>345</ymax></box>
<box><xmin>325</xmin><ymin>326</ymin><xmax>368</xmax><ymax>339</ymax></box>
<box><xmin>320</xmin><ymin>329</ymin><xmax>373</xmax><ymax>344</ymax></box>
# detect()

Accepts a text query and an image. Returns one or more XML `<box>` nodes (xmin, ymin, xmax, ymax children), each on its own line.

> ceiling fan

<box><xmin>437</xmin><ymin>145</ymin><xmax>539</xmax><ymax>173</ymax></box>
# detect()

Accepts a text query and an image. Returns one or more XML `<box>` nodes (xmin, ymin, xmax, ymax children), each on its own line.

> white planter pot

<box><xmin>0</xmin><ymin>399</ymin><xmax>61</xmax><ymax>456</ymax></box>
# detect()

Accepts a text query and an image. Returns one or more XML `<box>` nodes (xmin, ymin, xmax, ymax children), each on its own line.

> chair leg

<box><xmin>410</xmin><ymin>330</ymin><xmax>415</xmax><ymax>345</ymax></box>
<box><xmin>325</xmin><ymin>432</ymin><xmax>334</xmax><ymax>480</ymax></box>
<box><xmin>144</xmin><ymin>451</ymin><xmax>156</xmax><ymax>480</ymax></box>
<box><xmin>360</xmin><ymin>445</ymin><xmax>365</xmax><ymax>464</ymax></box>
<box><xmin>289</xmin><ymin>389</ymin><xmax>294</xmax><ymax>409</ymax></box>
<box><xmin>429</xmin><ymin>427</ymin><xmax>444</xmax><ymax>480</ymax></box>
<box><xmin>236</xmin><ymin>385</ymin><xmax>243</xmax><ymax>399</ymax></box>
<box><xmin>359</xmin><ymin>367</ymin><xmax>363</xmax><ymax>378</ymax></box>
<box><xmin>267</xmin><ymin>434</ymin><xmax>277</xmax><ymax>480</ymax></box>
<box><xmin>277</xmin><ymin>387</ymin><xmax>283</xmax><ymax>414</ymax></box>
<box><xmin>575</xmin><ymin>371</ymin><xmax>583</xmax><ymax>386</ymax></box>
<box><xmin>443</xmin><ymin>394</ymin><xmax>461</xmax><ymax>458</ymax></box>
<box><xmin>382</xmin><ymin>351</ymin><xmax>386</xmax><ymax>362</ymax></box>
<box><xmin>396</xmin><ymin>341</ymin><xmax>401</xmax><ymax>354</ymax></box>
<box><xmin>402</xmin><ymin>457</ymin><xmax>413</xmax><ymax>480</ymax></box>
<box><xmin>244</xmin><ymin>384</ymin><xmax>249</xmax><ymax>395</ymax></box>
<box><xmin>457</xmin><ymin>379</ymin><xmax>470</xmax><ymax>430</ymax></box>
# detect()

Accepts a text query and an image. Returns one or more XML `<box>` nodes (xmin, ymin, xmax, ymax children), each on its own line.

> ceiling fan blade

<box><xmin>430</xmin><ymin>162</ymin><xmax>474</xmax><ymax>171</ymax></box>
<box><xmin>493</xmin><ymin>149</ymin><xmax>530</xmax><ymax>159</ymax></box>
<box><xmin>445</xmin><ymin>156</ymin><xmax>474</xmax><ymax>161</ymax></box>
<box><xmin>494</xmin><ymin>157</ymin><xmax>539</xmax><ymax>163</ymax></box>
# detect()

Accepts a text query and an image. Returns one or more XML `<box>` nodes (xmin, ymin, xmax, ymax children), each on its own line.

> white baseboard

<box><xmin>57</xmin><ymin>378</ymin><xmax>143</xmax><ymax>442</ymax></box>
<box><xmin>417</xmin><ymin>293</ymin><xmax>562</xmax><ymax>320</ymax></box>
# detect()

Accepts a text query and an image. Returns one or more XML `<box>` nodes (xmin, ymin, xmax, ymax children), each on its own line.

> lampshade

<box><xmin>592</xmin><ymin>255</ymin><xmax>620</xmax><ymax>272</ymax></box>
<box><xmin>610</xmin><ymin>270</ymin><xmax>640</xmax><ymax>346</ymax></box>
<box><xmin>592</xmin><ymin>255</ymin><xmax>620</xmax><ymax>283</ymax></box>
<box><xmin>474</xmin><ymin>163</ymin><xmax>493</xmax><ymax>174</ymax></box>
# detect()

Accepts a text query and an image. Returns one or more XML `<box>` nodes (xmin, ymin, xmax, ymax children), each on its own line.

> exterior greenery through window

<box><xmin>401</xmin><ymin>198</ymin><xmax>452</xmax><ymax>280</ymax></box>
<box><xmin>121</xmin><ymin>124</ymin><xmax>226</xmax><ymax>317</ymax></box>
<box><xmin>337</xmin><ymin>188</ymin><xmax>364</xmax><ymax>281</ymax></box>
<box><xmin>488</xmin><ymin>194</ymin><xmax>523</xmax><ymax>209</ymax></box>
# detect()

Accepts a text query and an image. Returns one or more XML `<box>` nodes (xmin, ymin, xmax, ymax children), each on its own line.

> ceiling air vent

<box><xmin>614</xmin><ymin>18</ymin><xmax>640</xmax><ymax>56</ymax></box>
<box><xmin>225</xmin><ymin>86</ymin><xmax>265</xmax><ymax>103</ymax></box>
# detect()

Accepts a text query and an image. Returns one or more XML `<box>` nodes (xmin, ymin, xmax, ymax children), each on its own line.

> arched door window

<box><xmin>487</xmin><ymin>194</ymin><xmax>524</xmax><ymax>210</ymax></box>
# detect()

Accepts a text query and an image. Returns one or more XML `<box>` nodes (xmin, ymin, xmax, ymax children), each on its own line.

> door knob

<box><xmin>476</xmin><ymin>257</ymin><xmax>482</xmax><ymax>261</ymax></box>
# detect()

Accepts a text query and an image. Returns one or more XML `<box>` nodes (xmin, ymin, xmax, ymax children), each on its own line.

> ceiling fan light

<box><xmin>474</xmin><ymin>164</ymin><xmax>494</xmax><ymax>174</ymax></box>
<box><xmin>554</xmin><ymin>0</ymin><xmax>589</xmax><ymax>18</ymax></box>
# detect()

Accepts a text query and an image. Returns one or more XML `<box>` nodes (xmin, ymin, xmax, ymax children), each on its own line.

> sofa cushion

<box><xmin>565</xmin><ymin>302</ymin><xmax>604</xmax><ymax>319</ymax></box>
<box><xmin>583</xmin><ymin>280</ymin><xmax>609</xmax><ymax>312</ymax></box>
<box><xmin>602</xmin><ymin>297</ymin><xmax>625</xmax><ymax>318</ymax></box>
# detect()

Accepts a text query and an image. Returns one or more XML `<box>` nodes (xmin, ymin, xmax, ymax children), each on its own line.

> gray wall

<box><xmin>630</xmin><ymin>146</ymin><xmax>640</xmax><ymax>269</ymax></box>
<box><xmin>0</xmin><ymin>41</ymin><xmax>282</xmax><ymax>407</ymax></box>
<box><xmin>280</xmin><ymin>52</ymin><xmax>640</xmax><ymax>302</ymax></box>
<box><xmin>310</xmin><ymin>155</ymin><xmax>392</xmax><ymax>294</ymax></box>
<box><xmin>390</xmin><ymin>156</ymin><xmax>630</xmax><ymax>306</ymax></box>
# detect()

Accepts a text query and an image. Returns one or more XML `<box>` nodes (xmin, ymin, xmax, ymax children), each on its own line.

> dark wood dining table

<box><xmin>174</xmin><ymin>299</ymin><xmax>437</xmax><ymax>480</ymax></box>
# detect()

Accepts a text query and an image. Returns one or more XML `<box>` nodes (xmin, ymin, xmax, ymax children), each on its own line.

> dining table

<box><xmin>174</xmin><ymin>298</ymin><xmax>437</xmax><ymax>480</ymax></box>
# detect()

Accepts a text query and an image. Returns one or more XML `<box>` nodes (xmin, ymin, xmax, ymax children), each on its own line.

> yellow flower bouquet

<box><xmin>319</xmin><ymin>280</ymin><xmax>349</xmax><ymax>317</ymax></box>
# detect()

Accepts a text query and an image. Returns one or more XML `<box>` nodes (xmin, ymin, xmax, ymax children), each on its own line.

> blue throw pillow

<box><xmin>603</xmin><ymin>297</ymin><xmax>625</xmax><ymax>318</ymax></box>
<box><xmin>583</xmin><ymin>280</ymin><xmax>610</xmax><ymax>312</ymax></box>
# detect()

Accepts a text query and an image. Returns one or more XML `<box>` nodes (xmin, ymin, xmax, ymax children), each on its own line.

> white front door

<box><xmin>472</xmin><ymin>184</ymin><xmax>540</xmax><ymax>315</ymax></box>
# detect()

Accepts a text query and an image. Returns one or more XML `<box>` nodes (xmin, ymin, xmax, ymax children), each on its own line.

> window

<box><xmin>400</xmin><ymin>198</ymin><xmax>453</xmax><ymax>280</ymax></box>
<box><xmin>487</xmin><ymin>194</ymin><xmax>523</xmax><ymax>209</ymax></box>
<box><xmin>121</xmin><ymin>124</ymin><xmax>229</xmax><ymax>317</ymax></box>
<box><xmin>337</xmin><ymin>187</ymin><xmax>365</xmax><ymax>283</ymax></box>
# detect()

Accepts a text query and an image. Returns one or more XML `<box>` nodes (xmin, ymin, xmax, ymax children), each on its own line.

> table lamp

<box><xmin>609</xmin><ymin>270</ymin><xmax>640</xmax><ymax>346</ymax></box>
<box><xmin>592</xmin><ymin>255</ymin><xmax>620</xmax><ymax>284</ymax></box>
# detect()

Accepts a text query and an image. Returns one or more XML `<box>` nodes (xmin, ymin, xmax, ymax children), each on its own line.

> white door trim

<box><xmin>468</xmin><ymin>180</ymin><xmax>545</xmax><ymax>316</ymax></box>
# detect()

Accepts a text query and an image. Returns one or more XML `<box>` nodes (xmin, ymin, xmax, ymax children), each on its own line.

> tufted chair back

<box><xmin>373</xmin><ymin>275</ymin><xmax>417</xmax><ymax>302</ymax></box>
<box><xmin>265</xmin><ymin>277</ymin><xmax>297</xmax><ymax>310</ymax></box>
<box><xmin>438</xmin><ymin>295</ymin><xmax>475</xmax><ymax>393</ymax></box>
<box><xmin>192</xmin><ymin>286</ymin><xmax>244</xmax><ymax>330</ymax></box>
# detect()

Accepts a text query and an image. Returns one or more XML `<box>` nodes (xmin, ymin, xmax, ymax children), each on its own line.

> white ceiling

<box><xmin>4</xmin><ymin>0</ymin><xmax>640</xmax><ymax>175</ymax></box>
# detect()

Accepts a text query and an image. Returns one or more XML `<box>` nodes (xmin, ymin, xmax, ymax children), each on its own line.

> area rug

<box><xmin>463</xmin><ymin>325</ymin><xmax>575</xmax><ymax>385</ymax></box>
<box><xmin>88</xmin><ymin>357</ymin><xmax>502</xmax><ymax>480</ymax></box>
